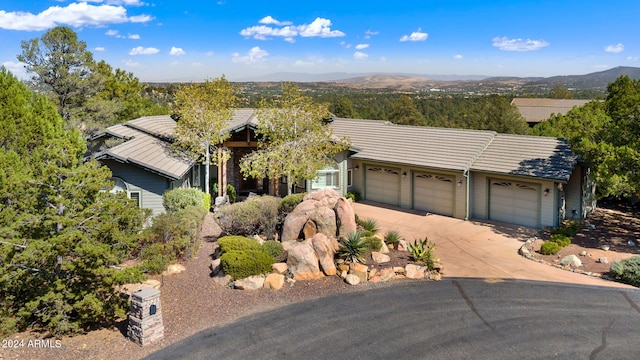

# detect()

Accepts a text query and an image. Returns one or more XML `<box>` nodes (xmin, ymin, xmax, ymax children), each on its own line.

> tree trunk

<box><xmin>204</xmin><ymin>141</ymin><xmax>210</xmax><ymax>195</ymax></box>
<box><xmin>287</xmin><ymin>174</ymin><xmax>293</xmax><ymax>196</ymax></box>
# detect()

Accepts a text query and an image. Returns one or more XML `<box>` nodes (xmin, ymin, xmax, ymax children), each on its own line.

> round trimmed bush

<box><xmin>261</xmin><ymin>240</ymin><xmax>284</xmax><ymax>259</ymax></box>
<box><xmin>540</xmin><ymin>241</ymin><xmax>561</xmax><ymax>255</ymax></box>
<box><xmin>217</xmin><ymin>235</ymin><xmax>261</xmax><ymax>254</ymax></box>
<box><xmin>550</xmin><ymin>234</ymin><xmax>571</xmax><ymax>247</ymax></box>
<box><xmin>610</xmin><ymin>256</ymin><xmax>640</xmax><ymax>287</ymax></box>
<box><xmin>220</xmin><ymin>250</ymin><xmax>274</xmax><ymax>280</ymax></box>
<box><xmin>279</xmin><ymin>192</ymin><xmax>306</xmax><ymax>214</ymax></box>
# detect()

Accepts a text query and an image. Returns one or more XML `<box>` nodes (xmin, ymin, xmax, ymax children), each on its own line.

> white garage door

<box><xmin>365</xmin><ymin>167</ymin><xmax>401</xmax><ymax>206</ymax></box>
<box><xmin>413</xmin><ymin>172</ymin><xmax>454</xmax><ymax>216</ymax></box>
<box><xmin>490</xmin><ymin>180</ymin><xmax>540</xmax><ymax>228</ymax></box>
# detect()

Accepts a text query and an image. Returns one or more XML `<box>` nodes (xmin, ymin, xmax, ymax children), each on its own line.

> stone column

<box><xmin>127</xmin><ymin>287</ymin><xmax>164</xmax><ymax>346</ymax></box>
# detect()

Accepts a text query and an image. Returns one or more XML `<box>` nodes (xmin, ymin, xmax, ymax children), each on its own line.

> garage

<box><xmin>365</xmin><ymin>166</ymin><xmax>401</xmax><ymax>206</ymax></box>
<box><xmin>413</xmin><ymin>172</ymin><xmax>455</xmax><ymax>216</ymax></box>
<box><xmin>489</xmin><ymin>180</ymin><xmax>540</xmax><ymax>228</ymax></box>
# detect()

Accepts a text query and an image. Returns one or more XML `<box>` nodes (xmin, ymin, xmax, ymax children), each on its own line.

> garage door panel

<box><xmin>413</xmin><ymin>173</ymin><xmax>454</xmax><ymax>216</ymax></box>
<box><xmin>490</xmin><ymin>180</ymin><xmax>539</xmax><ymax>228</ymax></box>
<box><xmin>366</xmin><ymin>167</ymin><xmax>400</xmax><ymax>206</ymax></box>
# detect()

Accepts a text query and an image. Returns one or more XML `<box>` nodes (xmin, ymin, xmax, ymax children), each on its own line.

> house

<box><xmin>91</xmin><ymin>115</ymin><xmax>203</xmax><ymax>216</ymax></box>
<box><xmin>511</xmin><ymin>98</ymin><xmax>592</xmax><ymax>125</ymax></box>
<box><xmin>93</xmin><ymin>109</ymin><xmax>595</xmax><ymax>228</ymax></box>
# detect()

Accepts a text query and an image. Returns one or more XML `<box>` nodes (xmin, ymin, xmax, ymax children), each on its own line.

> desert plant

<box><xmin>550</xmin><ymin>234</ymin><xmax>571</xmax><ymax>248</ymax></box>
<box><xmin>358</xmin><ymin>218</ymin><xmax>379</xmax><ymax>236</ymax></box>
<box><xmin>217</xmin><ymin>235</ymin><xmax>261</xmax><ymax>254</ymax></box>
<box><xmin>163</xmin><ymin>188</ymin><xmax>207</xmax><ymax>213</ymax></box>
<box><xmin>408</xmin><ymin>237</ymin><xmax>437</xmax><ymax>269</ymax></box>
<box><xmin>215</xmin><ymin>196</ymin><xmax>281</xmax><ymax>237</ymax></box>
<box><xmin>610</xmin><ymin>256</ymin><xmax>640</xmax><ymax>287</ymax></box>
<box><xmin>279</xmin><ymin>192</ymin><xmax>306</xmax><ymax>214</ymax></box>
<box><xmin>363</xmin><ymin>235</ymin><xmax>383</xmax><ymax>252</ymax></box>
<box><xmin>338</xmin><ymin>232</ymin><xmax>369</xmax><ymax>264</ymax></box>
<box><xmin>345</xmin><ymin>191</ymin><xmax>361</xmax><ymax>202</ymax></box>
<box><xmin>226</xmin><ymin>184</ymin><xmax>237</xmax><ymax>203</ymax></box>
<box><xmin>540</xmin><ymin>241</ymin><xmax>562</xmax><ymax>255</ymax></box>
<box><xmin>261</xmin><ymin>240</ymin><xmax>284</xmax><ymax>260</ymax></box>
<box><xmin>384</xmin><ymin>230</ymin><xmax>401</xmax><ymax>245</ymax></box>
<box><xmin>220</xmin><ymin>250</ymin><xmax>274</xmax><ymax>280</ymax></box>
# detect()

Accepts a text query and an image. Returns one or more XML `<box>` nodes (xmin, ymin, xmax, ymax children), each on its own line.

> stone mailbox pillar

<box><xmin>127</xmin><ymin>287</ymin><xmax>164</xmax><ymax>345</ymax></box>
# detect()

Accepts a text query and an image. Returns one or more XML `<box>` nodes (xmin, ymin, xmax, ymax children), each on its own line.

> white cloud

<box><xmin>355</xmin><ymin>44</ymin><xmax>369</xmax><ymax>50</ymax></box>
<box><xmin>240</xmin><ymin>17</ymin><xmax>344</xmax><ymax>41</ymax></box>
<box><xmin>400</xmin><ymin>28</ymin><xmax>428</xmax><ymax>42</ymax></box>
<box><xmin>0</xmin><ymin>2</ymin><xmax>153</xmax><ymax>31</ymax></box>
<box><xmin>123</xmin><ymin>59</ymin><xmax>140</xmax><ymax>67</ymax></box>
<box><xmin>232</xmin><ymin>46</ymin><xmax>268</xmax><ymax>64</ymax></box>
<box><xmin>106</xmin><ymin>29</ymin><xmax>120</xmax><ymax>37</ymax></box>
<box><xmin>353</xmin><ymin>51</ymin><xmax>368</xmax><ymax>60</ymax></box>
<box><xmin>364</xmin><ymin>30</ymin><xmax>379</xmax><ymax>39</ymax></box>
<box><xmin>453</xmin><ymin>54</ymin><xmax>463</xmax><ymax>60</ymax></box>
<box><xmin>492</xmin><ymin>37</ymin><xmax>549</xmax><ymax>51</ymax></box>
<box><xmin>604</xmin><ymin>43</ymin><xmax>624</xmax><ymax>53</ymax></box>
<box><xmin>95</xmin><ymin>46</ymin><xmax>105</xmax><ymax>51</ymax></box>
<box><xmin>128</xmin><ymin>33</ymin><xmax>140</xmax><ymax>39</ymax></box>
<box><xmin>340</xmin><ymin>41</ymin><xmax>351</xmax><ymax>49</ymax></box>
<box><xmin>627</xmin><ymin>56</ymin><xmax>639</xmax><ymax>62</ymax></box>
<box><xmin>259</xmin><ymin>16</ymin><xmax>292</xmax><ymax>26</ymax></box>
<box><xmin>2</xmin><ymin>61</ymin><xmax>27</xmax><ymax>79</ymax></box>
<box><xmin>294</xmin><ymin>59</ymin><xmax>315</xmax><ymax>67</ymax></box>
<box><xmin>170</xmin><ymin>47</ymin><xmax>186</xmax><ymax>56</ymax></box>
<box><xmin>129</xmin><ymin>46</ymin><xmax>159</xmax><ymax>55</ymax></box>
<box><xmin>205</xmin><ymin>51</ymin><xmax>214</xmax><ymax>56</ymax></box>
<box><xmin>86</xmin><ymin>0</ymin><xmax>146</xmax><ymax>5</ymax></box>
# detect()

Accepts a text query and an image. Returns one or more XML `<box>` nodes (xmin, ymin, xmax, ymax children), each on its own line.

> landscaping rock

<box><xmin>345</xmin><ymin>274</ymin><xmax>361</xmax><ymax>286</ymax></box>
<box><xmin>209</xmin><ymin>258</ymin><xmax>221</xmax><ymax>275</ymax></box>
<box><xmin>281</xmin><ymin>240</ymin><xmax>298</xmax><ymax>251</ymax></box>
<box><xmin>379</xmin><ymin>241</ymin><xmax>390</xmax><ymax>254</ymax></box>
<box><xmin>349</xmin><ymin>263</ymin><xmax>368</xmax><ymax>283</ymax></box>
<box><xmin>212</xmin><ymin>273</ymin><xmax>231</xmax><ymax>287</ymax></box>
<box><xmin>428</xmin><ymin>271</ymin><xmax>442</xmax><ymax>281</ymax></box>
<box><xmin>234</xmin><ymin>275</ymin><xmax>265</xmax><ymax>290</ymax></box>
<box><xmin>287</xmin><ymin>243</ymin><xmax>324</xmax><ymax>280</ymax></box>
<box><xmin>264</xmin><ymin>273</ymin><xmax>285</xmax><ymax>290</ymax></box>
<box><xmin>397</xmin><ymin>239</ymin><xmax>409</xmax><ymax>251</ymax></box>
<box><xmin>334</xmin><ymin>197</ymin><xmax>357</xmax><ymax>237</ymax></box>
<box><xmin>311</xmin><ymin>233</ymin><xmax>337</xmax><ymax>276</ymax></box>
<box><xmin>309</xmin><ymin>207</ymin><xmax>337</xmax><ymax>239</ymax></box>
<box><xmin>272</xmin><ymin>262</ymin><xmax>288</xmax><ymax>275</ymax></box>
<box><xmin>303</xmin><ymin>219</ymin><xmax>317</xmax><ymax>240</ymax></box>
<box><xmin>597</xmin><ymin>257</ymin><xmax>609</xmax><ymax>264</ymax></box>
<box><xmin>371</xmin><ymin>251</ymin><xmax>390</xmax><ymax>264</ymax></box>
<box><xmin>164</xmin><ymin>263</ymin><xmax>186</xmax><ymax>275</ymax></box>
<box><xmin>369</xmin><ymin>267</ymin><xmax>395</xmax><ymax>283</ymax></box>
<box><xmin>405</xmin><ymin>264</ymin><xmax>427</xmax><ymax>279</ymax></box>
<box><xmin>560</xmin><ymin>255</ymin><xmax>583</xmax><ymax>267</ymax></box>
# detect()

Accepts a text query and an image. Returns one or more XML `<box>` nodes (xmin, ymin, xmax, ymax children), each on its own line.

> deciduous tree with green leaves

<box><xmin>0</xmin><ymin>67</ymin><xmax>148</xmax><ymax>336</ymax></box>
<box><xmin>240</xmin><ymin>82</ymin><xmax>350</xmax><ymax>196</ymax></box>
<box><xmin>172</xmin><ymin>76</ymin><xmax>238</xmax><ymax>196</ymax></box>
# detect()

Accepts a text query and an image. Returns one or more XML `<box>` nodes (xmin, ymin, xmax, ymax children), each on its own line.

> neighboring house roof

<box><xmin>471</xmin><ymin>134</ymin><xmax>578</xmax><ymax>182</ymax></box>
<box><xmin>330</xmin><ymin>118</ymin><xmax>496</xmax><ymax>172</ymax></box>
<box><xmin>95</xmin><ymin>119</ymin><xmax>193</xmax><ymax>181</ymax></box>
<box><xmin>511</xmin><ymin>98</ymin><xmax>591</xmax><ymax>123</ymax></box>
<box><xmin>225</xmin><ymin>108</ymin><xmax>258</xmax><ymax>133</ymax></box>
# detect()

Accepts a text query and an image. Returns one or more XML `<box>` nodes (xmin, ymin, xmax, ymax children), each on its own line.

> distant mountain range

<box><xmin>234</xmin><ymin>66</ymin><xmax>640</xmax><ymax>92</ymax></box>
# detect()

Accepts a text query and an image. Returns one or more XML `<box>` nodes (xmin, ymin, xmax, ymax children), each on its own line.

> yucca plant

<box><xmin>408</xmin><ymin>237</ymin><xmax>437</xmax><ymax>270</ymax></box>
<box><xmin>384</xmin><ymin>230</ymin><xmax>401</xmax><ymax>245</ymax></box>
<box><xmin>358</xmin><ymin>218</ymin><xmax>379</xmax><ymax>236</ymax></box>
<box><xmin>338</xmin><ymin>231</ymin><xmax>368</xmax><ymax>264</ymax></box>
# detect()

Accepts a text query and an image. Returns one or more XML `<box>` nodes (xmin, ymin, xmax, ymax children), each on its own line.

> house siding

<box><xmin>103</xmin><ymin>160</ymin><xmax>169</xmax><ymax>216</ymax></box>
<box><xmin>564</xmin><ymin>165</ymin><xmax>582</xmax><ymax>220</ymax></box>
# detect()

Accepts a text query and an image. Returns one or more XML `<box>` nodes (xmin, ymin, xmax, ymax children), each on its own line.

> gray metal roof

<box><xmin>470</xmin><ymin>134</ymin><xmax>578</xmax><ymax>182</ymax></box>
<box><xmin>511</xmin><ymin>98</ymin><xmax>591</xmax><ymax>123</ymax></box>
<box><xmin>330</xmin><ymin>118</ymin><xmax>496</xmax><ymax>172</ymax></box>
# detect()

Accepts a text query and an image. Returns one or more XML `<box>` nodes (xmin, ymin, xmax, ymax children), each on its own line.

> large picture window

<box><xmin>312</xmin><ymin>164</ymin><xmax>340</xmax><ymax>190</ymax></box>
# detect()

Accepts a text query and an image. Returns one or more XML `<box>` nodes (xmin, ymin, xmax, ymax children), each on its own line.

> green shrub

<box><xmin>203</xmin><ymin>192</ymin><xmax>211</xmax><ymax>212</ymax></box>
<box><xmin>550</xmin><ymin>234</ymin><xmax>571</xmax><ymax>247</ymax></box>
<box><xmin>261</xmin><ymin>240</ymin><xmax>284</xmax><ymax>259</ymax></box>
<box><xmin>180</xmin><ymin>204</ymin><xmax>208</xmax><ymax>228</ymax></box>
<box><xmin>552</xmin><ymin>221</ymin><xmax>581</xmax><ymax>237</ymax></box>
<box><xmin>220</xmin><ymin>250</ymin><xmax>274</xmax><ymax>280</ymax></box>
<box><xmin>345</xmin><ymin>191</ymin><xmax>361</xmax><ymax>202</ymax></box>
<box><xmin>358</xmin><ymin>218</ymin><xmax>379</xmax><ymax>236</ymax></box>
<box><xmin>215</xmin><ymin>196</ymin><xmax>281</xmax><ymax>237</ymax></box>
<box><xmin>610</xmin><ymin>256</ymin><xmax>640</xmax><ymax>287</ymax></box>
<box><xmin>279</xmin><ymin>192</ymin><xmax>306</xmax><ymax>214</ymax></box>
<box><xmin>226</xmin><ymin>184</ymin><xmax>237</xmax><ymax>203</ymax></box>
<box><xmin>408</xmin><ymin>237</ymin><xmax>437</xmax><ymax>270</ymax></box>
<box><xmin>217</xmin><ymin>235</ymin><xmax>261</xmax><ymax>254</ymax></box>
<box><xmin>540</xmin><ymin>241</ymin><xmax>562</xmax><ymax>255</ymax></box>
<box><xmin>338</xmin><ymin>232</ymin><xmax>368</xmax><ymax>264</ymax></box>
<box><xmin>384</xmin><ymin>230</ymin><xmax>401</xmax><ymax>245</ymax></box>
<box><xmin>140</xmin><ymin>243</ymin><xmax>171</xmax><ymax>274</ymax></box>
<box><xmin>163</xmin><ymin>188</ymin><xmax>207</xmax><ymax>213</ymax></box>
<box><xmin>363</xmin><ymin>236</ymin><xmax>383</xmax><ymax>252</ymax></box>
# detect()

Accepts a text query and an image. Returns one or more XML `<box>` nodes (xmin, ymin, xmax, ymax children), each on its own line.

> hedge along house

<box><xmin>90</xmin><ymin>116</ymin><xmax>203</xmax><ymax>216</ymax></box>
<box><xmin>328</xmin><ymin>117</ymin><xmax>595</xmax><ymax>229</ymax></box>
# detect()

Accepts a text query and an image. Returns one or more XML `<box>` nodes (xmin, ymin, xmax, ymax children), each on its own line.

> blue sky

<box><xmin>0</xmin><ymin>0</ymin><xmax>638</xmax><ymax>82</ymax></box>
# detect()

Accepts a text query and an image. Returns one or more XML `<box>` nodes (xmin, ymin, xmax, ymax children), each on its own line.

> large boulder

<box><xmin>311</xmin><ymin>233</ymin><xmax>337</xmax><ymax>276</ymax></box>
<box><xmin>287</xmin><ymin>242</ymin><xmax>324</xmax><ymax>280</ymax></box>
<box><xmin>281</xmin><ymin>189</ymin><xmax>357</xmax><ymax>241</ymax></box>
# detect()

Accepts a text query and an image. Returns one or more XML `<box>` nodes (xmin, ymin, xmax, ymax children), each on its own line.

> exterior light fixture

<box><xmin>543</xmin><ymin>188</ymin><xmax>550</xmax><ymax>196</ymax></box>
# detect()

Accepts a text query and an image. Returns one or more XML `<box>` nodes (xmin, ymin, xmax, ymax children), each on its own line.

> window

<box><xmin>312</xmin><ymin>164</ymin><xmax>340</xmax><ymax>190</ymax></box>
<box><xmin>129</xmin><ymin>191</ymin><xmax>141</xmax><ymax>207</ymax></box>
<box><xmin>347</xmin><ymin>169</ymin><xmax>353</xmax><ymax>187</ymax></box>
<box><xmin>192</xmin><ymin>164</ymin><xmax>200</xmax><ymax>189</ymax></box>
<box><xmin>108</xmin><ymin>177</ymin><xmax>128</xmax><ymax>193</ymax></box>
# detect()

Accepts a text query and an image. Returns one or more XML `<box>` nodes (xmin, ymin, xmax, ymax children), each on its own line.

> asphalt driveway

<box><xmin>352</xmin><ymin>201</ymin><xmax>634</xmax><ymax>289</ymax></box>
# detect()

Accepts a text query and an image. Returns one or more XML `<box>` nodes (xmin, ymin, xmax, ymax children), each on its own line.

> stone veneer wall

<box><xmin>127</xmin><ymin>287</ymin><xmax>164</xmax><ymax>346</ymax></box>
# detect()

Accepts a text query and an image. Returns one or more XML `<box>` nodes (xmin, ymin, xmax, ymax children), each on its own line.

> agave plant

<box><xmin>358</xmin><ymin>218</ymin><xmax>379</xmax><ymax>236</ymax></box>
<box><xmin>407</xmin><ymin>237</ymin><xmax>437</xmax><ymax>270</ymax></box>
<box><xmin>384</xmin><ymin>230</ymin><xmax>401</xmax><ymax>245</ymax></box>
<box><xmin>338</xmin><ymin>231</ymin><xmax>368</xmax><ymax>264</ymax></box>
